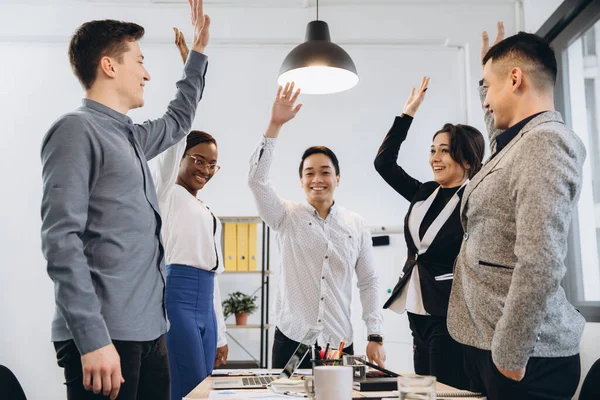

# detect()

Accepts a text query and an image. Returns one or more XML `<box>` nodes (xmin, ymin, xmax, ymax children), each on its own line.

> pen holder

<box><xmin>309</xmin><ymin>357</ymin><xmax>344</xmax><ymax>371</ymax></box>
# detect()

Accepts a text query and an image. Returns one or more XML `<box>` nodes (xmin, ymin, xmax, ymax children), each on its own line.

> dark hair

<box><xmin>482</xmin><ymin>31</ymin><xmax>557</xmax><ymax>89</ymax></box>
<box><xmin>185</xmin><ymin>130</ymin><xmax>217</xmax><ymax>153</ymax></box>
<box><xmin>433</xmin><ymin>124</ymin><xmax>485</xmax><ymax>179</ymax></box>
<box><xmin>298</xmin><ymin>146</ymin><xmax>340</xmax><ymax>177</ymax></box>
<box><xmin>68</xmin><ymin>20</ymin><xmax>145</xmax><ymax>90</ymax></box>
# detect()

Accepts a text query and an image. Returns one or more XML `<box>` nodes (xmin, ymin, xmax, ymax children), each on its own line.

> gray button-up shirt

<box><xmin>40</xmin><ymin>51</ymin><xmax>208</xmax><ymax>355</ymax></box>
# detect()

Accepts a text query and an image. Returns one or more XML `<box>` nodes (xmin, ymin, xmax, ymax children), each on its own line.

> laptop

<box><xmin>210</xmin><ymin>327</ymin><xmax>321</xmax><ymax>389</ymax></box>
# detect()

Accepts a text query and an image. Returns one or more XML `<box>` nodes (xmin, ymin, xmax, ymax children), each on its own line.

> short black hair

<box><xmin>482</xmin><ymin>31</ymin><xmax>557</xmax><ymax>89</ymax></box>
<box><xmin>433</xmin><ymin>123</ymin><xmax>485</xmax><ymax>179</ymax></box>
<box><xmin>68</xmin><ymin>20</ymin><xmax>145</xmax><ymax>90</ymax></box>
<box><xmin>185</xmin><ymin>130</ymin><xmax>217</xmax><ymax>153</ymax></box>
<box><xmin>298</xmin><ymin>146</ymin><xmax>340</xmax><ymax>177</ymax></box>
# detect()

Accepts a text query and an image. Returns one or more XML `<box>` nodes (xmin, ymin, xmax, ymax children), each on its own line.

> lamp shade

<box><xmin>278</xmin><ymin>20</ymin><xmax>359</xmax><ymax>95</ymax></box>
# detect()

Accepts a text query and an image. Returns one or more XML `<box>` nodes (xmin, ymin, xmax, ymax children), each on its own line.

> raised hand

<box><xmin>271</xmin><ymin>82</ymin><xmax>303</xmax><ymax>127</ymax></box>
<box><xmin>188</xmin><ymin>0</ymin><xmax>210</xmax><ymax>53</ymax></box>
<box><xmin>173</xmin><ymin>27</ymin><xmax>189</xmax><ymax>64</ymax></box>
<box><xmin>481</xmin><ymin>21</ymin><xmax>505</xmax><ymax>61</ymax></box>
<box><xmin>402</xmin><ymin>76</ymin><xmax>429</xmax><ymax>117</ymax></box>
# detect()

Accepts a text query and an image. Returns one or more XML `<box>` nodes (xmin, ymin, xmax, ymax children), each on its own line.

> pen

<box><xmin>338</xmin><ymin>338</ymin><xmax>345</xmax><ymax>359</ymax></box>
<box><xmin>324</xmin><ymin>343</ymin><xmax>330</xmax><ymax>360</ymax></box>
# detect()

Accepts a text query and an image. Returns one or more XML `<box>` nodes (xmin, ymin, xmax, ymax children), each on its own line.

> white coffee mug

<box><xmin>304</xmin><ymin>366</ymin><xmax>353</xmax><ymax>400</ymax></box>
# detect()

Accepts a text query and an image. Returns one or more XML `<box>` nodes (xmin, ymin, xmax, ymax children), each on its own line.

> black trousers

<box><xmin>54</xmin><ymin>335</ymin><xmax>170</xmax><ymax>400</ymax></box>
<box><xmin>407</xmin><ymin>312</ymin><xmax>469</xmax><ymax>390</ymax></box>
<box><xmin>271</xmin><ymin>327</ymin><xmax>354</xmax><ymax>369</ymax></box>
<box><xmin>462</xmin><ymin>344</ymin><xmax>581</xmax><ymax>400</ymax></box>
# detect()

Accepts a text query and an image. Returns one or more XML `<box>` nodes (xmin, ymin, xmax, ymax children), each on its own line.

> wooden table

<box><xmin>185</xmin><ymin>374</ymin><xmax>462</xmax><ymax>399</ymax></box>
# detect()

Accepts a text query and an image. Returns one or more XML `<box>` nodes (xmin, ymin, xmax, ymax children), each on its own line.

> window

<box><xmin>545</xmin><ymin>0</ymin><xmax>600</xmax><ymax>320</ymax></box>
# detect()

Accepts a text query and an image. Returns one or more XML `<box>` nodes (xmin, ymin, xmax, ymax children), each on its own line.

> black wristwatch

<box><xmin>367</xmin><ymin>334</ymin><xmax>383</xmax><ymax>345</ymax></box>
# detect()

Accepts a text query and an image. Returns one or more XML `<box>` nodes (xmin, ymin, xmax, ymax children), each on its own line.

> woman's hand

<box><xmin>173</xmin><ymin>27</ymin><xmax>189</xmax><ymax>64</ymax></box>
<box><xmin>402</xmin><ymin>76</ymin><xmax>429</xmax><ymax>117</ymax></box>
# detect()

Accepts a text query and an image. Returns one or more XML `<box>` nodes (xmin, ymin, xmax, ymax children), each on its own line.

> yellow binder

<box><xmin>236</xmin><ymin>223</ymin><xmax>250</xmax><ymax>271</ymax></box>
<box><xmin>223</xmin><ymin>223</ymin><xmax>237</xmax><ymax>271</ymax></box>
<box><xmin>248</xmin><ymin>222</ymin><xmax>258</xmax><ymax>271</ymax></box>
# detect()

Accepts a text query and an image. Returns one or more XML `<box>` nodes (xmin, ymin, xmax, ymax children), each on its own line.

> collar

<box><xmin>304</xmin><ymin>200</ymin><xmax>337</xmax><ymax>220</ymax></box>
<box><xmin>82</xmin><ymin>99</ymin><xmax>133</xmax><ymax>126</ymax></box>
<box><xmin>494</xmin><ymin>111</ymin><xmax>546</xmax><ymax>155</ymax></box>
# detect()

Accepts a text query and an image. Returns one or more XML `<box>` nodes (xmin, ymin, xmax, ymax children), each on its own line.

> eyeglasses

<box><xmin>185</xmin><ymin>153</ymin><xmax>221</xmax><ymax>173</ymax></box>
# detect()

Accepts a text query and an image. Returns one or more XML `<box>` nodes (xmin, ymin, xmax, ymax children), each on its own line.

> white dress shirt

<box><xmin>248</xmin><ymin>137</ymin><xmax>384</xmax><ymax>346</ymax></box>
<box><xmin>389</xmin><ymin>182</ymin><xmax>467</xmax><ymax>316</ymax></box>
<box><xmin>152</xmin><ymin>138</ymin><xmax>227</xmax><ymax>347</ymax></box>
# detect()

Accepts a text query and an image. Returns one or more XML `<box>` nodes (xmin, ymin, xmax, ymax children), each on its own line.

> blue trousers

<box><xmin>166</xmin><ymin>264</ymin><xmax>217</xmax><ymax>400</ymax></box>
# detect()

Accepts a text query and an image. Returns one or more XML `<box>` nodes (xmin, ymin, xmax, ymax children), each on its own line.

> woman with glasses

<box><xmin>374</xmin><ymin>77</ymin><xmax>485</xmax><ymax>390</ymax></box>
<box><xmin>151</xmin><ymin>29</ymin><xmax>228</xmax><ymax>400</ymax></box>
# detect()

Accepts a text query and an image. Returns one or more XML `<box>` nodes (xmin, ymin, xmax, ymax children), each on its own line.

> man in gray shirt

<box><xmin>40</xmin><ymin>1</ymin><xmax>209</xmax><ymax>399</ymax></box>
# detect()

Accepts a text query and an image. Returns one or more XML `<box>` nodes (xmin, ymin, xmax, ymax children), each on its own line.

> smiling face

<box><xmin>430</xmin><ymin>132</ymin><xmax>468</xmax><ymax>188</ymax></box>
<box><xmin>300</xmin><ymin>153</ymin><xmax>340</xmax><ymax>205</ymax></box>
<box><xmin>177</xmin><ymin>142</ymin><xmax>219</xmax><ymax>195</ymax></box>
<box><xmin>113</xmin><ymin>41</ymin><xmax>151</xmax><ymax>110</ymax></box>
<box><xmin>481</xmin><ymin>58</ymin><xmax>517</xmax><ymax>130</ymax></box>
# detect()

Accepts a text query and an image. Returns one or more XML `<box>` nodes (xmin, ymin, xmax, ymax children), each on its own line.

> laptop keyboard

<box><xmin>242</xmin><ymin>375</ymin><xmax>277</xmax><ymax>386</ymax></box>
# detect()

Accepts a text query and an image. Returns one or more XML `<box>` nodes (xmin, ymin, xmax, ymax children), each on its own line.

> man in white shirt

<box><xmin>248</xmin><ymin>83</ymin><xmax>386</xmax><ymax>368</ymax></box>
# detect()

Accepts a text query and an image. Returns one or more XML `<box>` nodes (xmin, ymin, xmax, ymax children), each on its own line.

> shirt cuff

<box><xmin>261</xmin><ymin>137</ymin><xmax>277</xmax><ymax>146</ymax></box>
<box><xmin>185</xmin><ymin>50</ymin><xmax>209</xmax><ymax>75</ymax></box>
<box><xmin>71</xmin><ymin>322</ymin><xmax>112</xmax><ymax>355</ymax></box>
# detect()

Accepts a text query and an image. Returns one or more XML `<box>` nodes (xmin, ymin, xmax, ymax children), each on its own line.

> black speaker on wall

<box><xmin>372</xmin><ymin>236</ymin><xmax>390</xmax><ymax>247</ymax></box>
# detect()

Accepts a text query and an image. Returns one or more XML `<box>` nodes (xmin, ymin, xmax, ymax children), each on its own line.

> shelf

<box><xmin>223</xmin><ymin>270</ymin><xmax>271</xmax><ymax>275</ymax></box>
<box><xmin>219</xmin><ymin>216</ymin><xmax>263</xmax><ymax>223</ymax></box>
<box><xmin>226</xmin><ymin>324</ymin><xmax>271</xmax><ymax>329</ymax></box>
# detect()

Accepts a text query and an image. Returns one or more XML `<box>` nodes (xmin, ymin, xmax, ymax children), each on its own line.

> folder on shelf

<box><xmin>248</xmin><ymin>222</ymin><xmax>258</xmax><ymax>271</ymax></box>
<box><xmin>236</xmin><ymin>223</ymin><xmax>249</xmax><ymax>271</ymax></box>
<box><xmin>223</xmin><ymin>223</ymin><xmax>237</xmax><ymax>271</ymax></box>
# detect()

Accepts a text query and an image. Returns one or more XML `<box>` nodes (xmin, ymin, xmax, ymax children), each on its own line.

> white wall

<box><xmin>4</xmin><ymin>1</ymin><xmax>571</xmax><ymax>399</ymax></box>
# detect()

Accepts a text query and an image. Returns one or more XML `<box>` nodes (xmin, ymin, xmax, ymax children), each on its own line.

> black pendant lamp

<box><xmin>277</xmin><ymin>0</ymin><xmax>359</xmax><ymax>95</ymax></box>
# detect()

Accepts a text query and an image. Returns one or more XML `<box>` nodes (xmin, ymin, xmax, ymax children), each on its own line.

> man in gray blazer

<box><xmin>448</xmin><ymin>25</ymin><xmax>586</xmax><ymax>400</ymax></box>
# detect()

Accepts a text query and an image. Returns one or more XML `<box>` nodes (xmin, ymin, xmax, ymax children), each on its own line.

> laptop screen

<box><xmin>279</xmin><ymin>326</ymin><xmax>321</xmax><ymax>378</ymax></box>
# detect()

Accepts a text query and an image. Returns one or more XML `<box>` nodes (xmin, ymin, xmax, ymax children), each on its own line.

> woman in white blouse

<box><xmin>151</xmin><ymin>29</ymin><xmax>228</xmax><ymax>400</ymax></box>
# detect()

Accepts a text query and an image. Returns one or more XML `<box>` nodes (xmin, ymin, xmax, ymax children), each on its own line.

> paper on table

<box><xmin>185</xmin><ymin>389</ymin><xmax>290</xmax><ymax>399</ymax></box>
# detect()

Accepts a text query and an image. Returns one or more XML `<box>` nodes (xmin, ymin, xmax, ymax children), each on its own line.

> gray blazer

<box><xmin>447</xmin><ymin>87</ymin><xmax>587</xmax><ymax>370</ymax></box>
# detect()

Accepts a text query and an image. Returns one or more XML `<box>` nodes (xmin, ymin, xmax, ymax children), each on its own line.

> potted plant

<box><xmin>222</xmin><ymin>291</ymin><xmax>258</xmax><ymax>326</ymax></box>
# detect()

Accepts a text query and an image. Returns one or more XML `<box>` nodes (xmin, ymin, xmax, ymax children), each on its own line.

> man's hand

<box><xmin>173</xmin><ymin>27</ymin><xmax>189</xmax><ymax>64</ymax></box>
<box><xmin>188</xmin><ymin>0</ymin><xmax>210</xmax><ymax>54</ymax></box>
<box><xmin>264</xmin><ymin>82</ymin><xmax>303</xmax><ymax>138</ymax></box>
<box><xmin>214</xmin><ymin>345</ymin><xmax>229</xmax><ymax>368</ymax></box>
<box><xmin>81</xmin><ymin>344</ymin><xmax>124</xmax><ymax>400</ymax></box>
<box><xmin>366</xmin><ymin>342</ymin><xmax>386</xmax><ymax>368</ymax></box>
<box><xmin>481</xmin><ymin>21</ymin><xmax>505</xmax><ymax>62</ymax></box>
<box><xmin>497</xmin><ymin>365</ymin><xmax>526</xmax><ymax>382</ymax></box>
<box><xmin>402</xmin><ymin>76</ymin><xmax>429</xmax><ymax>117</ymax></box>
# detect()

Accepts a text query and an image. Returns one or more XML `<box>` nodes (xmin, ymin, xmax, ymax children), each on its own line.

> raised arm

<box><xmin>374</xmin><ymin>77</ymin><xmax>429</xmax><ymax>201</ymax></box>
<box><xmin>479</xmin><ymin>22</ymin><xmax>505</xmax><ymax>153</ymax></box>
<box><xmin>248</xmin><ymin>83</ymin><xmax>302</xmax><ymax>231</ymax></box>
<box><xmin>151</xmin><ymin>28</ymin><xmax>193</xmax><ymax>200</ymax></box>
<box><xmin>133</xmin><ymin>0</ymin><xmax>211</xmax><ymax>160</ymax></box>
